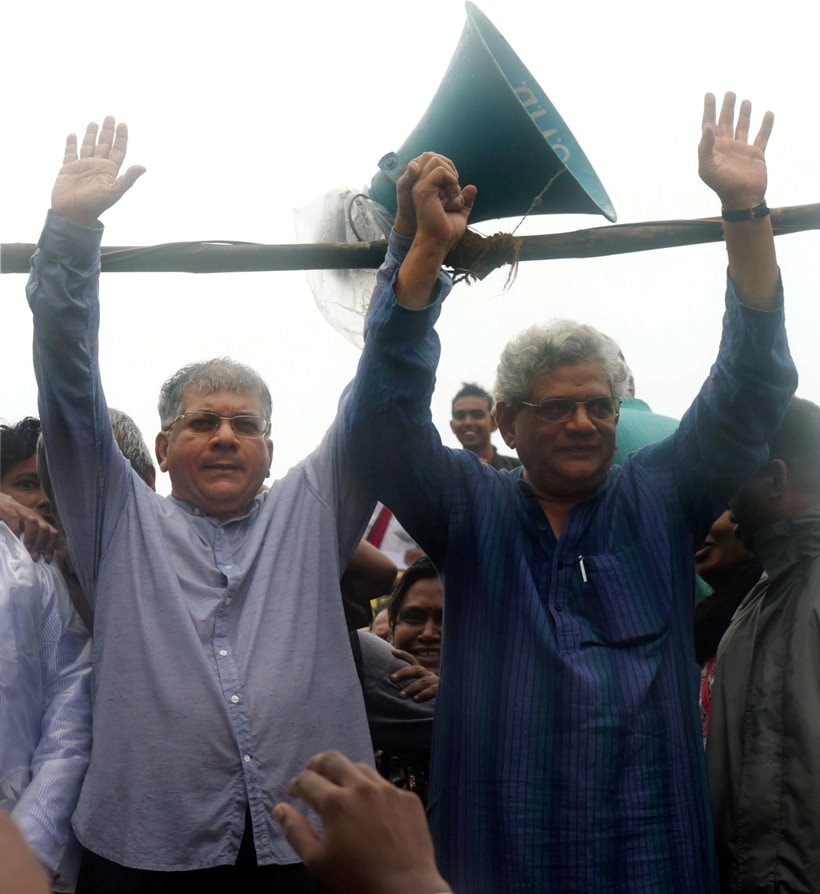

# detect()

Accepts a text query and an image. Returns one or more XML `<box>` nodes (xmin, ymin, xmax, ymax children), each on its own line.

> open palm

<box><xmin>699</xmin><ymin>93</ymin><xmax>773</xmax><ymax>209</ymax></box>
<box><xmin>51</xmin><ymin>117</ymin><xmax>145</xmax><ymax>225</ymax></box>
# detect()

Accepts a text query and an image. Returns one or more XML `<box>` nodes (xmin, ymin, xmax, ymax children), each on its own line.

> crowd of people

<box><xmin>1</xmin><ymin>90</ymin><xmax>818</xmax><ymax>894</ymax></box>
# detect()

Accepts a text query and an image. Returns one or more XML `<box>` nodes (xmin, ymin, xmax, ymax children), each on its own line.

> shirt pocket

<box><xmin>579</xmin><ymin>543</ymin><xmax>670</xmax><ymax>647</ymax></box>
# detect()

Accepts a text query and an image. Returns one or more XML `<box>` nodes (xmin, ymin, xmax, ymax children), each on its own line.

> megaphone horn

<box><xmin>369</xmin><ymin>2</ymin><xmax>616</xmax><ymax>224</ymax></box>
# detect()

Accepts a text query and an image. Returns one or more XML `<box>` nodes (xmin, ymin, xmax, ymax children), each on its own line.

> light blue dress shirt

<box><xmin>0</xmin><ymin>522</ymin><xmax>91</xmax><ymax>889</ymax></box>
<box><xmin>27</xmin><ymin>212</ymin><xmax>376</xmax><ymax>871</ymax></box>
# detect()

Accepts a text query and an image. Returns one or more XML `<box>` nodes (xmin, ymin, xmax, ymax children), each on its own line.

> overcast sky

<box><xmin>2</xmin><ymin>0</ymin><xmax>819</xmax><ymax>493</ymax></box>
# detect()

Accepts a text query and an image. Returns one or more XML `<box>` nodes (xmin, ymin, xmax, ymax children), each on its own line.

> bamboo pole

<box><xmin>2</xmin><ymin>203</ymin><xmax>818</xmax><ymax>277</ymax></box>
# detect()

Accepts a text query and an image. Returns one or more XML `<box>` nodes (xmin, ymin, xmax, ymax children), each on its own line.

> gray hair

<box><xmin>157</xmin><ymin>358</ymin><xmax>272</xmax><ymax>430</ymax></box>
<box><xmin>36</xmin><ymin>407</ymin><xmax>156</xmax><ymax>523</ymax></box>
<box><xmin>494</xmin><ymin>320</ymin><xmax>630</xmax><ymax>407</ymax></box>
<box><xmin>108</xmin><ymin>408</ymin><xmax>154</xmax><ymax>486</ymax></box>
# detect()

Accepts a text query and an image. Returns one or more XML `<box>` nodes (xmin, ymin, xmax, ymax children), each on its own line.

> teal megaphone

<box><xmin>370</xmin><ymin>2</ymin><xmax>616</xmax><ymax>224</ymax></box>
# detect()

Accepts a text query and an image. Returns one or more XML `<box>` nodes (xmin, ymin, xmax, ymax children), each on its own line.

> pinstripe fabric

<box><xmin>347</xmin><ymin>233</ymin><xmax>796</xmax><ymax>893</ymax></box>
<box><xmin>1</xmin><ymin>522</ymin><xmax>92</xmax><ymax>888</ymax></box>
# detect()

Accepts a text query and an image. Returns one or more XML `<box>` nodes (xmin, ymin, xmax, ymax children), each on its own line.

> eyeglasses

<box><xmin>168</xmin><ymin>411</ymin><xmax>271</xmax><ymax>438</ymax></box>
<box><xmin>520</xmin><ymin>396</ymin><xmax>621</xmax><ymax>423</ymax></box>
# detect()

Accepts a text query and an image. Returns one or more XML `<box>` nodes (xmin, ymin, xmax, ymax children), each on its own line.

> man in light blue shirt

<box><xmin>27</xmin><ymin>118</ymin><xmax>375</xmax><ymax>891</ymax></box>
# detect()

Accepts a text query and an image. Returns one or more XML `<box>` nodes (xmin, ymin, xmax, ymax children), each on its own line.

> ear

<box><xmin>769</xmin><ymin>458</ymin><xmax>788</xmax><ymax>499</ymax></box>
<box><xmin>495</xmin><ymin>401</ymin><xmax>517</xmax><ymax>448</ymax></box>
<box><xmin>449</xmin><ymin>418</ymin><xmax>459</xmax><ymax>436</ymax></box>
<box><xmin>155</xmin><ymin>431</ymin><xmax>170</xmax><ymax>472</ymax></box>
<box><xmin>489</xmin><ymin>413</ymin><xmax>498</xmax><ymax>433</ymax></box>
<box><xmin>265</xmin><ymin>438</ymin><xmax>274</xmax><ymax>477</ymax></box>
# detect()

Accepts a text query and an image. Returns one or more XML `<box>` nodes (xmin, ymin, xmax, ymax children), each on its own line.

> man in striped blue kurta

<box><xmin>347</xmin><ymin>95</ymin><xmax>796</xmax><ymax>892</ymax></box>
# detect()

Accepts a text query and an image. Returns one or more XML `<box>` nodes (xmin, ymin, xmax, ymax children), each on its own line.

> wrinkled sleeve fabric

<box><xmin>630</xmin><ymin>276</ymin><xmax>797</xmax><ymax>544</ymax></box>
<box><xmin>7</xmin><ymin>549</ymin><xmax>91</xmax><ymax>886</ymax></box>
<box><xmin>26</xmin><ymin>211</ymin><xmax>131</xmax><ymax>605</ymax></box>
<box><xmin>346</xmin><ymin>232</ymin><xmax>461</xmax><ymax>562</ymax></box>
<box><xmin>302</xmin><ymin>379</ymin><xmax>380</xmax><ymax>574</ymax></box>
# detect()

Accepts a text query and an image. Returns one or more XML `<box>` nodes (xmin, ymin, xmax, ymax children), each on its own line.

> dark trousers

<box><xmin>76</xmin><ymin>810</ymin><xmax>322</xmax><ymax>893</ymax></box>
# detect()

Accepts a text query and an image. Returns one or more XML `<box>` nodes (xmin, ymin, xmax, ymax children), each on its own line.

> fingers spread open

<box><xmin>734</xmin><ymin>99</ymin><xmax>752</xmax><ymax>143</ymax></box>
<box><xmin>109</xmin><ymin>122</ymin><xmax>130</xmax><ymax>168</ymax></box>
<box><xmin>80</xmin><ymin>122</ymin><xmax>100</xmax><ymax>158</ymax></box>
<box><xmin>717</xmin><ymin>92</ymin><xmax>737</xmax><ymax>136</ymax></box>
<box><xmin>701</xmin><ymin>92</ymin><xmax>717</xmax><ymax>132</ymax></box>
<box><xmin>697</xmin><ymin>125</ymin><xmax>716</xmax><ymax>165</ymax></box>
<box><xmin>113</xmin><ymin>165</ymin><xmax>147</xmax><ymax>202</ymax></box>
<box><xmin>63</xmin><ymin>133</ymin><xmax>78</xmax><ymax>166</ymax></box>
<box><xmin>754</xmin><ymin>110</ymin><xmax>775</xmax><ymax>152</ymax></box>
<box><xmin>96</xmin><ymin>116</ymin><xmax>116</xmax><ymax>159</ymax></box>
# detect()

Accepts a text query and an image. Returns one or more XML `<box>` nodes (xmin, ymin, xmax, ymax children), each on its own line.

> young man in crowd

<box><xmin>449</xmin><ymin>382</ymin><xmax>519</xmax><ymax>470</ymax></box>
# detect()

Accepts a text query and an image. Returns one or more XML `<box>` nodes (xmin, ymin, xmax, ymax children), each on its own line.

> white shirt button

<box><xmin>230</xmin><ymin>694</ymin><xmax>240</xmax><ymax>704</ymax></box>
<box><xmin>219</xmin><ymin>649</ymin><xmax>228</xmax><ymax>657</ymax></box>
<box><xmin>243</xmin><ymin>754</ymin><xmax>251</xmax><ymax>763</ymax></box>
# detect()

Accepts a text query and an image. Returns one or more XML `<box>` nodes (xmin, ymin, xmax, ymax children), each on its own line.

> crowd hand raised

<box><xmin>391</xmin><ymin>648</ymin><xmax>439</xmax><ymax>702</ymax></box>
<box><xmin>274</xmin><ymin>751</ymin><xmax>452</xmax><ymax>894</ymax></box>
<box><xmin>51</xmin><ymin>116</ymin><xmax>146</xmax><ymax>226</ymax></box>
<box><xmin>393</xmin><ymin>152</ymin><xmax>476</xmax><ymax>252</ymax></box>
<box><xmin>698</xmin><ymin>92</ymin><xmax>773</xmax><ymax>210</ymax></box>
<box><xmin>0</xmin><ymin>493</ymin><xmax>60</xmax><ymax>562</ymax></box>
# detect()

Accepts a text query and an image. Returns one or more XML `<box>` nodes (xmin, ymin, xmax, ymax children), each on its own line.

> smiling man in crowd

<box><xmin>347</xmin><ymin>95</ymin><xmax>796</xmax><ymax>892</ymax></box>
<box><xmin>449</xmin><ymin>382</ymin><xmax>520</xmax><ymax>470</ymax></box>
<box><xmin>26</xmin><ymin>118</ymin><xmax>375</xmax><ymax>892</ymax></box>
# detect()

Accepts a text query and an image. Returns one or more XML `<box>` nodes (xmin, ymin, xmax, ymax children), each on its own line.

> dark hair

<box><xmin>388</xmin><ymin>556</ymin><xmax>439</xmax><ymax>630</ymax></box>
<box><xmin>1</xmin><ymin>417</ymin><xmax>41</xmax><ymax>476</ymax></box>
<box><xmin>769</xmin><ymin>397</ymin><xmax>820</xmax><ymax>491</ymax></box>
<box><xmin>452</xmin><ymin>382</ymin><xmax>493</xmax><ymax>415</ymax></box>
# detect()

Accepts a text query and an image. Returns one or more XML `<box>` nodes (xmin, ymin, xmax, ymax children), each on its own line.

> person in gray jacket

<box><xmin>707</xmin><ymin>397</ymin><xmax>820</xmax><ymax>893</ymax></box>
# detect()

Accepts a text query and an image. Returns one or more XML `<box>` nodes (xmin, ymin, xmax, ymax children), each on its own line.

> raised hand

<box><xmin>393</xmin><ymin>152</ymin><xmax>476</xmax><ymax>308</ymax></box>
<box><xmin>698</xmin><ymin>92</ymin><xmax>773</xmax><ymax>210</ymax></box>
<box><xmin>51</xmin><ymin>116</ymin><xmax>146</xmax><ymax>226</ymax></box>
<box><xmin>394</xmin><ymin>152</ymin><xmax>476</xmax><ymax>252</ymax></box>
